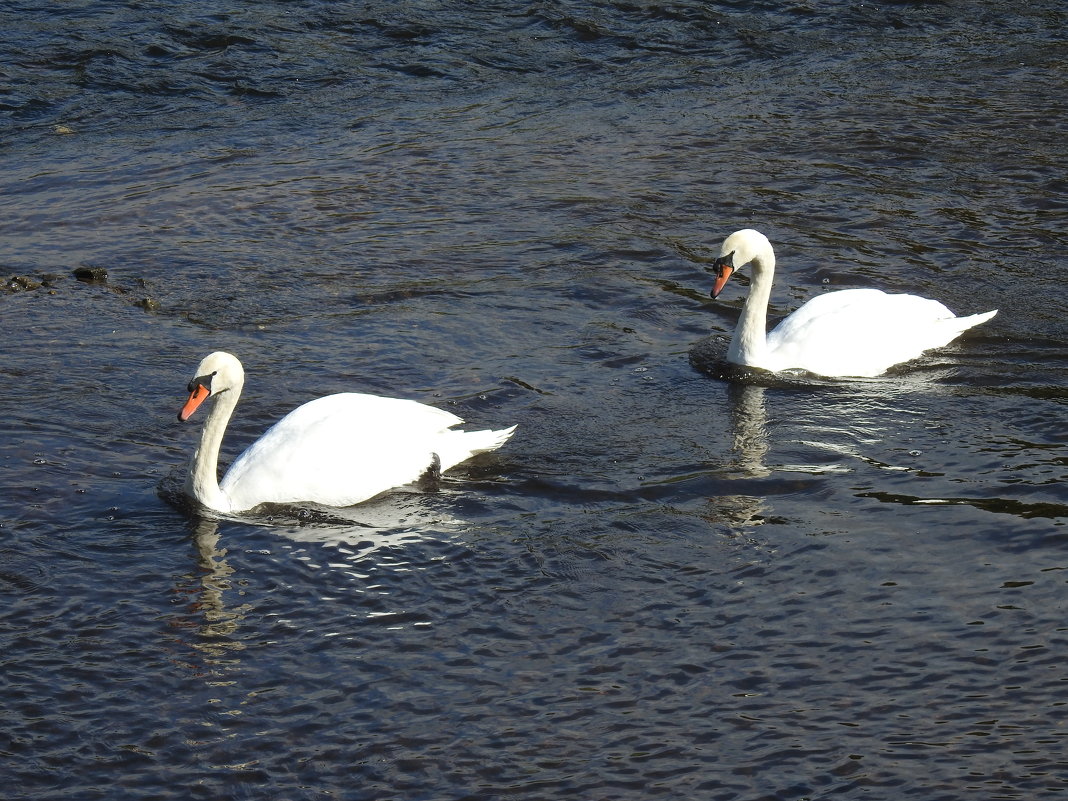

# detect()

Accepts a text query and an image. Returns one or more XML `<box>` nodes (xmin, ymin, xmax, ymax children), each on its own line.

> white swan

<box><xmin>708</xmin><ymin>229</ymin><xmax>997</xmax><ymax>378</ymax></box>
<box><xmin>177</xmin><ymin>351</ymin><xmax>516</xmax><ymax>514</ymax></box>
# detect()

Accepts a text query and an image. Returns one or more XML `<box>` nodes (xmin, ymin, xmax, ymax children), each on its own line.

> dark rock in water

<box><xmin>72</xmin><ymin>266</ymin><xmax>108</xmax><ymax>283</ymax></box>
<box><xmin>5</xmin><ymin>275</ymin><xmax>41</xmax><ymax>292</ymax></box>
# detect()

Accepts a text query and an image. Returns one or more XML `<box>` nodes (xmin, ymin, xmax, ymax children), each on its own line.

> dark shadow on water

<box><xmin>157</xmin><ymin>467</ymin><xmax>468</xmax><ymax>542</ymax></box>
<box><xmin>687</xmin><ymin>333</ymin><xmax>970</xmax><ymax>391</ymax></box>
<box><xmin>689</xmin><ymin>333</ymin><xmax>879</xmax><ymax>389</ymax></box>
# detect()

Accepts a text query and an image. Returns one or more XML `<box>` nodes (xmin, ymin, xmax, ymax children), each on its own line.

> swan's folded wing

<box><xmin>765</xmin><ymin>289</ymin><xmax>971</xmax><ymax>378</ymax></box>
<box><xmin>220</xmin><ymin>393</ymin><xmax>469</xmax><ymax>509</ymax></box>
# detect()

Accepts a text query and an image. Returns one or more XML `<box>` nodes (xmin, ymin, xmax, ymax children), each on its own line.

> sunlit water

<box><xmin>1</xmin><ymin>2</ymin><xmax>1065</xmax><ymax>799</ymax></box>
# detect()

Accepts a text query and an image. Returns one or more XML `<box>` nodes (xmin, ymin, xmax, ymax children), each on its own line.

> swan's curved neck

<box><xmin>728</xmin><ymin>251</ymin><xmax>774</xmax><ymax>367</ymax></box>
<box><xmin>186</xmin><ymin>387</ymin><xmax>240</xmax><ymax>513</ymax></box>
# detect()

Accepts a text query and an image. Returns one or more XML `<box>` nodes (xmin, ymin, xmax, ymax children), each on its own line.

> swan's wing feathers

<box><xmin>766</xmin><ymin>289</ymin><xmax>985</xmax><ymax>377</ymax></box>
<box><xmin>220</xmin><ymin>393</ymin><xmax>511</xmax><ymax>509</ymax></box>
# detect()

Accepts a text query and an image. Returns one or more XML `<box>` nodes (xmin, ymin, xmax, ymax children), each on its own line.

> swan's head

<box><xmin>178</xmin><ymin>351</ymin><xmax>245</xmax><ymax>422</ymax></box>
<box><xmin>711</xmin><ymin>229</ymin><xmax>773</xmax><ymax>299</ymax></box>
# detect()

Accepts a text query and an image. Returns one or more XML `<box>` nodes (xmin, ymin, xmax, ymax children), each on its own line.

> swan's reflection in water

<box><xmin>691</xmin><ymin>334</ymin><xmax>946</xmax><ymax>508</ymax></box>
<box><xmin>162</xmin><ymin>491</ymin><xmax>471</xmax><ymax>775</ymax></box>
<box><xmin>700</xmin><ymin>382</ymin><xmax>773</xmax><ymax>529</ymax></box>
<box><xmin>257</xmin><ymin>490</ymin><xmax>465</xmax><ymax>548</ymax></box>
<box><xmin>726</xmin><ymin>383</ymin><xmax>771</xmax><ymax>479</ymax></box>
<box><xmin>188</xmin><ymin>518</ymin><xmax>249</xmax><ymax>669</ymax></box>
<box><xmin>698</xmin><ymin>355</ymin><xmax>966</xmax><ymax>530</ymax></box>
<box><xmin>175</xmin><ymin>491</ymin><xmax>467</xmax><ymax>673</ymax></box>
<box><xmin>690</xmin><ymin>343</ymin><xmax>774</xmax><ymax>526</ymax></box>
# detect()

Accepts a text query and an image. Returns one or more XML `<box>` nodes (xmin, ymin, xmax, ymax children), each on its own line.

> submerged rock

<box><xmin>5</xmin><ymin>275</ymin><xmax>41</xmax><ymax>292</ymax></box>
<box><xmin>72</xmin><ymin>266</ymin><xmax>108</xmax><ymax>283</ymax></box>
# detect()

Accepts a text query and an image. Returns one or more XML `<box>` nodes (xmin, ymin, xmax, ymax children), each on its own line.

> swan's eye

<box><xmin>712</xmin><ymin>251</ymin><xmax>735</xmax><ymax>276</ymax></box>
<box><xmin>187</xmin><ymin>373</ymin><xmax>215</xmax><ymax>394</ymax></box>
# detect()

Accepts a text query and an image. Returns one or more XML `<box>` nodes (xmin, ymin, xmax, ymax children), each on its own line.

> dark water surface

<box><xmin>2</xmin><ymin>1</ymin><xmax>1066</xmax><ymax>798</ymax></box>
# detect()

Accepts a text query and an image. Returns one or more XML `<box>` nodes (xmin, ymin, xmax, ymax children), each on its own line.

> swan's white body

<box><xmin>710</xmin><ymin>229</ymin><xmax>997</xmax><ymax>378</ymax></box>
<box><xmin>178</xmin><ymin>351</ymin><xmax>516</xmax><ymax>514</ymax></box>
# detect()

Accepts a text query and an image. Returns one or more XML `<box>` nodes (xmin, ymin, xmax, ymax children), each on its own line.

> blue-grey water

<box><xmin>1</xmin><ymin>1</ymin><xmax>1066</xmax><ymax>799</ymax></box>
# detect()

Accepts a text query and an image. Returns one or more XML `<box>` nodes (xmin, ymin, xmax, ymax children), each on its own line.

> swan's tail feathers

<box><xmin>436</xmin><ymin>424</ymin><xmax>517</xmax><ymax>472</ymax></box>
<box><xmin>967</xmin><ymin>308</ymin><xmax>998</xmax><ymax>325</ymax></box>
<box><xmin>467</xmin><ymin>424</ymin><xmax>518</xmax><ymax>455</ymax></box>
<box><xmin>953</xmin><ymin>308</ymin><xmax>998</xmax><ymax>333</ymax></box>
<box><xmin>921</xmin><ymin>308</ymin><xmax>998</xmax><ymax>353</ymax></box>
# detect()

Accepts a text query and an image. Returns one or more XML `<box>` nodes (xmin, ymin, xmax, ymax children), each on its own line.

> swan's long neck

<box><xmin>186</xmin><ymin>387</ymin><xmax>239</xmax><ymax>513</ymax></box>
<box><xmin>728</xmin><ymin>251</ymin><xmax>774</xmax><ymax>367</ymax></box>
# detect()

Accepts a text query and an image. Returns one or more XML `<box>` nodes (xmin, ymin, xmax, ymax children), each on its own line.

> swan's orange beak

<box><xmin>179</xmin><ymin>382</ymin><xmax>211</xmax><ymax>422</ymax></box>
<box><xmin>711</xmin><ymin>264</ymin><xmax>734</xmax><ymax>299</ymax></box>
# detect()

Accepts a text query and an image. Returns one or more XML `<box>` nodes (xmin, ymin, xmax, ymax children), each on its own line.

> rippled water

<box><xmin>2</xmin><ymin>1</ymin><xmax>1066</xmax><ymax>799</ymax></box>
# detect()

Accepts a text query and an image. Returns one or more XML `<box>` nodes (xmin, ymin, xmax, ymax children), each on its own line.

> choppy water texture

<box><xmin>1</xmin><ymin>1</ymin><xmax>1066</xmax><ymax>799</ymax></box>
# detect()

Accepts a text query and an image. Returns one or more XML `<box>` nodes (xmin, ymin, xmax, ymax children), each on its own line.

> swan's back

<box><xmin>220</xmin><ymin>393</ymin><xmax>512</xmax><ymax>510</ymax></box>
<box><xmin>764</xmin><ymin>288</ymin><xmax>997</xmax><ymax>378</ymax></box>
